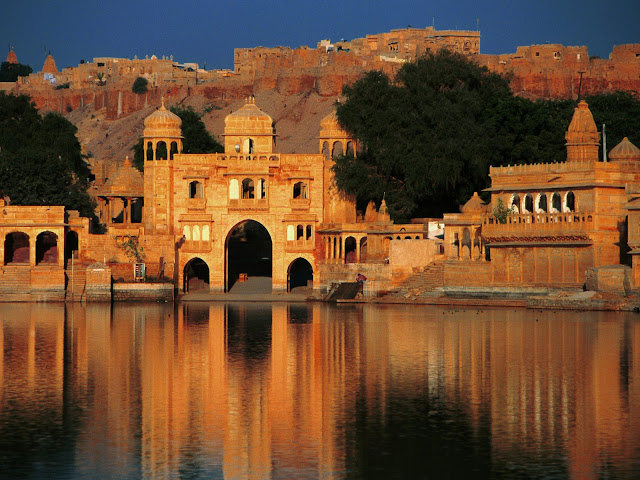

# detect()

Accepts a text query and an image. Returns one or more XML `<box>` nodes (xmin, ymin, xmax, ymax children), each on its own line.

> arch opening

<box><xmin>184</xmin><ymin>257</ymin><xmax>210</xmax><ymax>292</ymax></box>
<box><xmin>36</xmin><ymin>231</ymin><xmax>58</xmax><ymax>265</ymax></box>
<box><xmin>344</xmin><ymin>236</ymin><xmax>357</xmax><ymax>263</ymax></box>
<box><xmin>226</xmin><ymin>220</ymin><xmax>272</xmax><ymax>293</ymax></box>
<box><xmin>4</xmin><ymin>232</ymin><xmax>29</xmax><ymax>264</ymax></box>
<box><xmin>288</xmin><ymin>258</ymin><xmax>313</xmax><ymax>292</ymax></box>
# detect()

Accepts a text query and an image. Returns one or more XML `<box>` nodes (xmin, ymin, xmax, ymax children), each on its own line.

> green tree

<box><xmin>334</xmin><ymin>50</ymin><xmax>518</xmax><ymax>220</ymax></box>
<box><xmin>132</xmin><ymin>106</ymin><xmax>223</xmax><ymax>171</ymax></box>
<box><xmin>0</xmin><ymin>61</ymin><xmax>32</xmax><ymax>82</ymax></box>
<box><xmin>132</xmin><ymin>76</ymin><xmax>148</xmax><ymax>94</ymax></box>
<box><xmin>0</xmin><ymin>92</ymin><xmax>96</xmax><ymax>220</ymax></box>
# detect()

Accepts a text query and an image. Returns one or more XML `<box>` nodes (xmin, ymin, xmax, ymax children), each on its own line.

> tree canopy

<box><xmin>132</xmin><ymin>106</ymin><xmax>223</xmax><ymax>170</ymax></box>
<box><xmin>0</xmin><ymin>61</ymin><xmax>32</xmax><ymax>82</ymax></box>
<box><xmin>0</xmin><ymin>92</ymin><xmax>95</xmax><ymax>218</ymax></box>
<box><xmin>132</xmin><ymin>77</ymin><xmax>148</xmax><ymax>94</ymax></box>
<box><xmin>333</xmin><ymin>50</ymin><xmax>640</xmax><ymax>221</ymax></box>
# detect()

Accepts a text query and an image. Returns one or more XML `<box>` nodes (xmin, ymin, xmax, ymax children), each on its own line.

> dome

<box><xmin>319</xmin><ymin>109</ymin><xmax>350</xmax><ymax>139</ymax></box>
<box><xmin>609</xmin><ymin>137</ymin><xmax>640</xmax><ymax>162</ymax></box>
<box><xmin>143</xmin><ymin>98</ymin><xmax>182</xmax><ymax>139</ymax></box>
<box><xmin>460</xmin><ymin>192</ymin><xmax>487</xmax><ymax>214</ymax></box>
<box><xmin>98</xmin><ymin>156</ymin><xmax>144</xmax><ymax>198</ymax></box>
<box><xmin>224</xmin><ymin>96</ymin><xmax>273</xmax><ymax>136</ymax></box>
<box><xmin>41</xmin><ymin>53</ymin><xmax>57</xmax><ymax>74</ymax></box>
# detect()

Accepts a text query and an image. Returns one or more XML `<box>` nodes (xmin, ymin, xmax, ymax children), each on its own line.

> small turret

<box><xmin>565</xmin><ymin>100</ymin><xmax>600</xmax><ymax>162</ymax></box>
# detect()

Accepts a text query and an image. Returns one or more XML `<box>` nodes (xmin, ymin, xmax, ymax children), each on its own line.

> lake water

<box><xmin>1</xmin><ymin>302</ymin><xmax>639</xmax><ymax>479</ymax></box>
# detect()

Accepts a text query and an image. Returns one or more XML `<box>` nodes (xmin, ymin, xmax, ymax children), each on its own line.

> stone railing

<box><xmin>482</xmin><ymin>211</ymin><xmax>593</xmax><ymax>234</ymax></box>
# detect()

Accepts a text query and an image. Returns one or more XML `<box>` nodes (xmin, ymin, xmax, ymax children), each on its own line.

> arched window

<box><xmin>564</xmin><ymin>191</ymin><xmax>575</xmax><ymax>212</ymax></box>
<box><xmin>510</xmin><ymin>194</ymin><xmax>521</xmax><ymax>214</ymax></box>
<box><xmin>202</xmin><ymin>225</ymin><xmax>210</xmax><ymax>241</ymax></box>
<box><xmin>346</xmin><ymin>141</ymin><xmax>355</xmax><ymax>156</ymax></box>
<box><xmin>229</xmin><ymin>179</ymin><xmax>239</xmax><ymax>200</ymax></box>
<box><xmin>170</xmin><ymin>141</ymin><xmax>179</xmax><ymax>159</ymax></box>
<box><xmin>332</xmin><ymin>141</ymin><xmax>343</xmax><ymax>159</ymax></box>
<box><xmin>183</xmin><ymin>225</ymin><xmax>191</xmax><ymax>241</ymax></box>
<box><xmin>536</xmin><ymin>193</ymin><xmax>548</xmax><ymax>213</ymax></box>
<box><xmin>551</xmin><ymin>193</ymin><xmax>561</xmax><ymax>213</ymax></box>
<box><xmin>156</xmin><ymin>141</ymin><xmax>168</xmax><ymax>160</ymax></box>
<box><xmin>306</xmin><ymin>225</ymin><xmax>312</xmax><ymax>240</ymax></box>
<box><xmin>297</xmin><ymin>225</ymin><xmax>304</xmax><ymax>240</ymax></box>
<box><xmin>293</xmin><ymin>181</ymin><xmax>308</xmax><ymax>199</ymax></box>
<box><xmin>258</xmin><ymin>178</ymin><xmax>267</xmax><ymax>199</ymax></box>
<box><xmin>146</xmin><ymin>141</ymin><xmax>153</xmax><ymax>161</ymax></box>
<box><xmin>242</xmin><ymin>178</ymin><xmax>254</xmax><ymax>199</ymax></box>
<box><xmin>287</xmin><ymin>225</ymin><xmax>295</xmax><ymax>241</ymax></box>
<box><xmin>189</xmin><ymin>181</ymin><xmax>203</xmax><ymax>199</ymax></box>
<box><xmin>243</xmin><ymin>138</ymin><xmax>254</xmax><ymax>154</ymax></box>
<box><xmin>322</xmin><ymin>141</ymin><xmax>330</xmax><ymax>160</ymax></box>
<box><xmin>523</xmin><ymin>194</ymin><xmax>534</xmax><ymax>214</ymax></box>
<box><xmin>192</xmin><ymin>225</ymin><xmax>201</xmax><ymax>242</ymax></box>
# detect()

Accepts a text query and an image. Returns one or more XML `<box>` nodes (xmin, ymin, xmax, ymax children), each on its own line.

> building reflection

<box><xmin>0</xmin><ymin>303</ymin><xmax>639</xmax><ymax>478</ymax></box>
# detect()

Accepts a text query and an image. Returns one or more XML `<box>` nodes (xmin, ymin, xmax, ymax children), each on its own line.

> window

<box><xmin>242</xmin><ymin>178</ymin><xmax>254</xmax><ymax>199</ymax></box>
<box><xmin>293</xmin><ymin>181</ymin><xmax>308</xmax><ymax>199</ymax></box>
<box><xmin>189</xmin><ymin>181</ymin><xmax>203</xmax><ymax>199</ymax></box>
<box><xmin>229</xmin><ymin>179</ymin><xmax>239</xmax><ymax>200</ymax></box>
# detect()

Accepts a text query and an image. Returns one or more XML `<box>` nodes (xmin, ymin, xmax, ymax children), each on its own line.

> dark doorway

<box><xmin>226</xmin><ymin>220</ymin><xmax>272</xmax><ymax>292</ymax></box>
<box><xmin>36</xmin><ymin>231</ymin><xmax>58</xmax><ymax>265</ymax></box>
<box><xmin>288</xmin><ymin>258</ymin><xmax>313</xmax><ymax>291</ymax></box>
<box><xmin>4</xmin><ymin>232</ymin><xmax>29</xmax><ymax>264</ymax></box>
<box><xmin>184</xmin><ymin>257</ymin><xmax>210</xmax><ymax>292</ymax></box>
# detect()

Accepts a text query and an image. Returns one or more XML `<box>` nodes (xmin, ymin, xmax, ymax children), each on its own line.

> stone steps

<box><xmin>66</xmin><ymin>260</ymin><xmax>92</xmax><ymax>302</ymax></box>
<box><xmin>0</xmin><ymin>268</ymin><xmax>31</xmax><ymax>295</ymax></box>
<box><xmin>383</xmin><ymin>262</ymin><xmax>445</xmax><ymax>299</ymax></box>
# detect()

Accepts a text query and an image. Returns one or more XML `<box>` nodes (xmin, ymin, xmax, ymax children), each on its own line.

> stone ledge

<box><xmin>112</xmin><ymin>283</ymin><xmax>174</xmax><ymax>302</ymax></box>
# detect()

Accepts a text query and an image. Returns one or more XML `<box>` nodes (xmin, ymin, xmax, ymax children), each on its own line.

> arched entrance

<box><xmin>288</xmin><ymin>258</ymin><xmax>313</xmax><ymax>292</ymax></box>
<box><xmin>35</xmin><ymin>231</ymin><xmax>58</xmax><ymax>265</ymax></box>
<box><xmin>4</xmin><ymin>232</ymin><xmax>29</xmax><ymax>264</ymax></box>
<box><xmin>184</xmin><ymin>257</ymin><xmax>210</xmax><ymax>292</ymax></box>
<box><xmin>226</xmin><ymin>220</ymin><xmax>272</xmax><ymax>293</ymax></box>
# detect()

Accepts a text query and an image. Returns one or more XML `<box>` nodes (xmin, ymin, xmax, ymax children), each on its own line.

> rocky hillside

<box><xmin>66</xmin><ymin>88</ymin><xmax>341</xmax><ymax>175</ymax></box>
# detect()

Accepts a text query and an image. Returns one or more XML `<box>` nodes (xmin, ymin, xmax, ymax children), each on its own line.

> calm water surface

<box><xmin>1</xmin><ymin>302</ymin><xmax>639</xmax><ymax>479</ymax></box>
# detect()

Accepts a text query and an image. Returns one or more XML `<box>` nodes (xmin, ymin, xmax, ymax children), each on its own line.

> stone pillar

<box><xmin>29</xmin><ymin>234</ymin><xmax>36</xmax><ymax>266</ymax></box>
<box><xmin>356</xmin><ymin>238</ymin><xmax>361</xmax><ymax>263</ymax></box>
<box><xmin>470</xmin><ymin>226</ymin><xmax>477</xmax><ymax>260</ymax></box>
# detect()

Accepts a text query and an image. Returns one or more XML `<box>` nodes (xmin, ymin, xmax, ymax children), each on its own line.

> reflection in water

<box><xmin>0</xmin><ymin>303</ymin><xmax>640</xmax><ymax>478</ymax></box>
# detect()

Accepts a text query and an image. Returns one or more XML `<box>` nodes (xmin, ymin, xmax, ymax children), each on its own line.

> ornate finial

<box><xmin>161</xmin><ymin>96</ymin><xmax>165</xmax><ymax>109</ymax></box>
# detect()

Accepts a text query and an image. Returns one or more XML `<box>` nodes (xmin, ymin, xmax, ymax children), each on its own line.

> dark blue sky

<box><xmin>4</xmin><ymin>0</ymin><xmax>639</xmax><ymax>71</ymax></box>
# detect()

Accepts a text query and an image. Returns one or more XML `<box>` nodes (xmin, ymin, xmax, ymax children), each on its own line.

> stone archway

<box><xmin>225</xmin><ymin>220</ymin><xmax>272</xmax><ymax>293</ymax></box>
<box><xmin>184</xmin><ymin>257</ymin><xmax>210</xmax><ymax>292</ymax></box>
<box><xmin>288</xmin><ymin>258</ymin><xmax>313</xmax><ymax>292</ymax></box>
